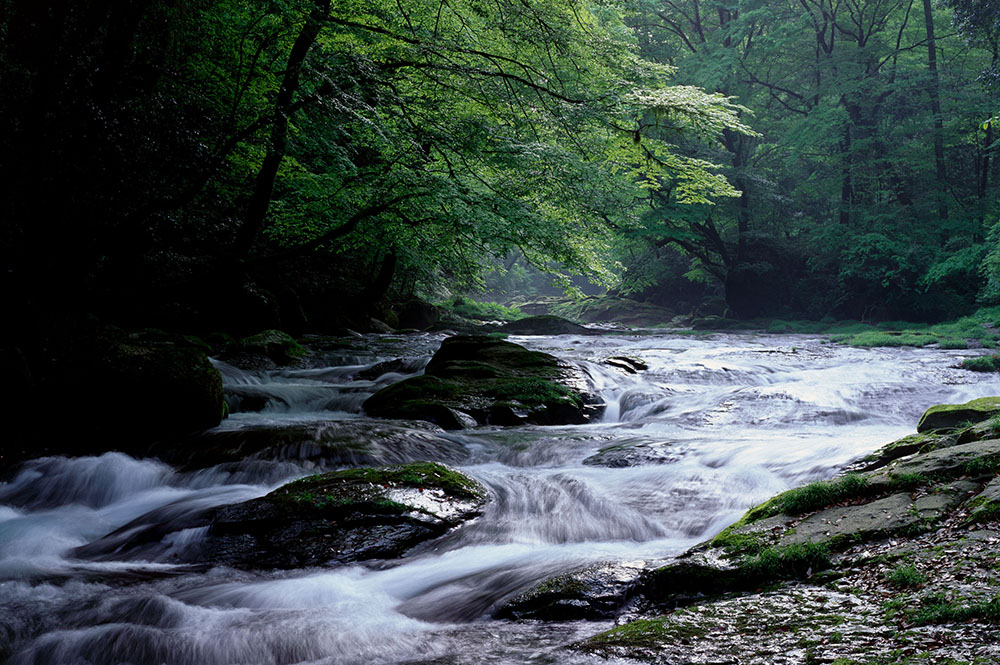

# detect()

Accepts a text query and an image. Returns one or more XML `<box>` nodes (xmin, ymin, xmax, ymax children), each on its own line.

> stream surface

<box><xmin>4</xmin><ymin>331</ymin><xmax>1000</xmax><ymax>664</ymax></box>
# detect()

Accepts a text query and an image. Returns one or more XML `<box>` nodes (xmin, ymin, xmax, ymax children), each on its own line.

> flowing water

<box><xmin>3</xmin><ymin>331</ymin><xmax>1000</xmax><ymax>664</ymax></box>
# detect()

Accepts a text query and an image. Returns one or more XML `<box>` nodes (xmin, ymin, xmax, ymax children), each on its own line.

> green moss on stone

<box><xmin>282</xmin><ymin>462</ymin><xmax>485</xmax><ymax>503</ymax></box>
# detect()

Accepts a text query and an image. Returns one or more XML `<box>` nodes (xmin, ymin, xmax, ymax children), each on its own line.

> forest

<box><xmin>7</xmin><ymin>3</ymin><xmax>1000</xmax><ymax>665</ymax></box>
<box><xmin>2</xmin><ymin>0</ymin><xmax>998</xmax><ymax>348</ymax></box>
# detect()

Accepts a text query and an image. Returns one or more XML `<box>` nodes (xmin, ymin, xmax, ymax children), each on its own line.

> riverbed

<box><xmin>3</xmin><ymin>331</ymin><xmax>1000</xmax><ymax>664</ymax></box>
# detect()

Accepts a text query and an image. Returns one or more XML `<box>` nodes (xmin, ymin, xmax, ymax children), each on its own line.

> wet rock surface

<box><xmin>498</xmin><ymin>561</ymin><xmax>647</xmax><ymax>620</ymax></box>
<box><xmin>363</xmin><ymin>335</ymin><xmax>603</xmax><ymax>429</ymax></box>
<box><xmin>582</xmin><ymin>440</ymin><xmax>681</xmax><ymax>467</ymax></box>
<box><xmin>199</xmin><ymin>462</ymin><xmax>487</xmax><ymax>569</ymax></box>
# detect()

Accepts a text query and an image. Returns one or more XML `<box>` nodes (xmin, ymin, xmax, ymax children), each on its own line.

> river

<box><xmin>2</xmin><ymin>331</ymin><xmax>999</xmax><ymax>664</ymax></box>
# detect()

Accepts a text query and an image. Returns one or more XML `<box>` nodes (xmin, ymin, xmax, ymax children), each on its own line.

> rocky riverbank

<box><xmin>502</xmin><ymin>397</ymin><xmax>1000</xmax><ymax>664</ymax></box>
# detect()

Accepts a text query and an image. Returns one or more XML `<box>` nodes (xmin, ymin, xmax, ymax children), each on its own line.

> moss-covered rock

<box><xmin>240</xmin><ymin>329</ymin><xmax>307</xmax><ymax>363</ymax></box>
<box><xmin>363</xmin><ymin>335</ymin><xmax>602</xmax><ymax>428</ymax></box>
<box><xmin>917</xmin><ymin>397</ymin><xmax>1000</xmax><ymax>432</ymax></box>
<box><xmin>498</xmin><ymin>315</ymin><xmax>593</xmax><ymax>335</ymax></box>
<box><xmin>200</xmin><ymin>462</ymin><xmax>486</xmax><ymax>569</ymax></box>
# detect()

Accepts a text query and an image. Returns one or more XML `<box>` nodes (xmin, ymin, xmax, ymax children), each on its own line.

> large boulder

<box><xmin>363</xmin><ymin>335</ymin><xmax>603</xmax><ymax>428</ymax></box>
<box><xmin>553</xmin><ymin>296</ymin><xmax>676</xmax><ymax>327</ymax></box>
<box><xmin>917</xmin><ymin>397</ymin><xmax>1000</xmax><ymax>432</ymax></box>
<box><xmin>497</xmin><ymin>561</ymin><xmax>646</xmax><ymax>620</ymax></box>
<box><xmin>157</xmin><ymin>420</ymin><xmax>470</xmax><ymax>470</ymax></box>
<box><xmin>64</xmin><ymin>329</ymin><xmax>225</xmax><ymax>445</ymax></box>
<box><xmin>570</xmin><ymin>406</ymin><xmax>1000</xmax><ymax>663</ymax></box>
<box><xmin>396</xmin><ymin>299</ymin><xmax>441</xmax><ymax>330</ymax></box>
<box><xmin>199</xmin><ymin>462</ymin><xmax>486</xmax><ymax>568</ymax></box>
<box><xmin>220</xmin><ymin>329</ymin><xmax>308</xmax><ymax>369</ymax></box>
<box><xmin>499</xmin><ymin>315</ymin><xmax>593</xmax><ymax>335</ymax></box>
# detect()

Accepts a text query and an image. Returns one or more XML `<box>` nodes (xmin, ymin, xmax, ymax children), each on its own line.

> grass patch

<box><xmin>888</xmin><ymin>472</ymin><xmax>933</xmax><ymax>489</ymax></box>
<box><xmin>885</xmin><ymin>564</ymin><xmax>926</xmax><ymax>589</ymax></box>
<box><xmin>962</xmin><ymin>355</ymin><xmax>1000</xmax><ymax>372</ymax></box>
<box><xmin>966</xmin><ymin>498</ymin><xmax>1000</xmax><ymax>524</ymax></box>
<box><xmin>737</xmin><ymin>542</ymin><xmax>831</xmax><ymax>581</ymax></box>
<box><xmin>830</xmin><ymin>331</ymin><xmax>939</xmax><ymax>348</ymax></box>
<box><xmin>963</xmin><ymin>456</ymin><xmax>1000</xmax><ymax>476</ymax></box>
<box><xmin>744</xmin><ymin>473</ymin><xmax>870</xmax><ymax>522</ymax></box>
<box><xmin>824</xmin><ymin>307</ymin><xmax>1000</xmax><ymax>348</ymax></box>
<box><xmin>909</xmin><ymin>594</ymin><xmax>1000</xmax><ymax>625</ymax></box>
<box><xmin>711</xmin><ymin>530</ymin><xmax>767</xmax><ymax>557</ymax></box>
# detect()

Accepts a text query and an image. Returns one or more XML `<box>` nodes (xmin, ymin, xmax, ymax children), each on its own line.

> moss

<box><xmin>532</xmin><ymin>575</ymin><xmax>587</xmax><ymax>597</ymax></box>
<box><xmin>275</xmin><ymin>462</ymin><xmax>486</xmax><ymax>511</ymax></box>
<box><xmin>918</xmin><ymin>397</ymin><xmax>1000</xmax><ymax>433</ymax></box>
<box><xmin>484</xmin><ymin>377</ymin><xmax>581</xmax><ymax>407</ymax></box>
<box><xmin>710</xmin><ymin>530</ymin><xmax>767</xmax><ymax>557</ymax></box>
<box><xmin>448</xmin><ymin>297</ymin><xmax>524</xmax><ymax>322</ymax></box>
<box><xmin>240</xmin><ymin>329</ymin><xmax>307</xmax><ymax>363</ymax></box>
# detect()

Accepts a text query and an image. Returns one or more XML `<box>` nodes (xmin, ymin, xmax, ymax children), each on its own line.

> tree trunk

<box><xmin>922</xmin><ymin>0</ymin><xmax>948</xmax><ymax>220</ymax></box>
<box><xmin>840</xmin><ymin>123</ymin><xmax>853</xmax><ymax>225</ymax></box>
<box><xmin>233</xmin><ymin>0</ymin><xmax>331</xmax><ymax>259</ymax></box>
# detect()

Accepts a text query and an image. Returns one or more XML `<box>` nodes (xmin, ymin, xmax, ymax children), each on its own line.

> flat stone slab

<box><xmin>782</xmin><ymin>493</ymin><xmax>916</xmax><ymax>546</ymax></box>
<box><xmin>885</xmin><ymin>439</ymin><xmax>1000</xmax><ymax>478</ymax></box>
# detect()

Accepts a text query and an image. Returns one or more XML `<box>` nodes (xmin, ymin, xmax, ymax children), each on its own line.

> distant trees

<box><xmin>627</xmin><ymin>0</ymin><xmax>1000</xmax><ymax>320</ymax></box>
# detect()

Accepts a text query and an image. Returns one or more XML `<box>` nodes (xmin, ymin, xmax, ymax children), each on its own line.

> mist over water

<box><xmin>3</xmin><ymin>331</ymin><xmax>999</xmax><ymax>664</ymax></box>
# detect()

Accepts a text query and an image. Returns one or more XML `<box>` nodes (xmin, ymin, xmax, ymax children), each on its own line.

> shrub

<box><xmin>450</xmin><ymin>297</ymin><xmax>524</xmax><ymax>322</ymax></box>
